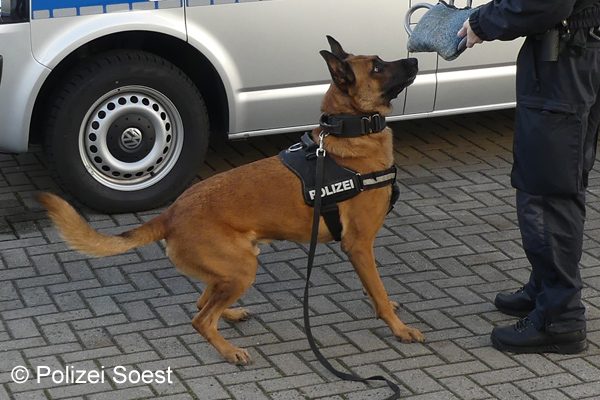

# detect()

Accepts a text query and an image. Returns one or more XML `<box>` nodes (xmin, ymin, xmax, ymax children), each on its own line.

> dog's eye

<box><xmin>372</xmin><ymin>61</ymin><xmax>384</xmax><ymax>74</ymax></box>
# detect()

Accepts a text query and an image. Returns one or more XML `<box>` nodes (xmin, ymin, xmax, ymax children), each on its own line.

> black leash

<box><xmin>302</xmin><ymin>132</ymin><xmax>402</xmax><ymax>399</ymax></box>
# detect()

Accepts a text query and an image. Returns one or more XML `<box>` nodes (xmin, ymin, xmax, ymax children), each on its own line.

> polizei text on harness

<box><xmin>308</xmin><ymin>179</ymin><xmax>355</xmax><ymax>200</ymax></box>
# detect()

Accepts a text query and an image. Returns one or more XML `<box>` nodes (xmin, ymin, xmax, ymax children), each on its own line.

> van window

<box><xmin>0</xmin><ymin>0</ymin><xmax>28</xmax><ymax>23</ymax></box>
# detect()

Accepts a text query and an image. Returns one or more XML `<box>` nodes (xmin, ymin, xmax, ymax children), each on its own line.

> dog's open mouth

<box><xmin>384</xmin><ymin>75</ymin><xmax>417</xmax><ymax>101</ymax></box>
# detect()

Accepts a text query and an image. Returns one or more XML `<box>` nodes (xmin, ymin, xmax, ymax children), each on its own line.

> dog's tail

<box><xmin>37</xmin><ymin>192</ymin><xmax>167</xmax><ymax>257</ymax></box>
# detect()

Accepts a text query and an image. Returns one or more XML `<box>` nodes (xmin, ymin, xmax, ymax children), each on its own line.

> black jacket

<box><xmin>469</xmin><ymin>0</ymin><xmax>577</xmax><ymax>41</ymax></box>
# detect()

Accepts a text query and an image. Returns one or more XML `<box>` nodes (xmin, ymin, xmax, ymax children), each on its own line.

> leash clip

<box><xmin>317</xmin><ymin>131</ymin><xmax>328</xmax><ymax>157</ymax></box>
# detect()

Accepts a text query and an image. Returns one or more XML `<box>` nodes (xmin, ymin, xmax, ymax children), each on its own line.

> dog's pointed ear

<box><xmin>326</xmin><ymin>35</ymin><xmax>350</xmax><ymax>59</ymax></box>
<box><xmin>320</xmin><ymin>50</ymin><xmax>355</xmax><ymax>93</ymax></box>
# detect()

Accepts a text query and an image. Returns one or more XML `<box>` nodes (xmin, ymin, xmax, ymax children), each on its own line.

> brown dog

<box><xmin>38</xmin><ymin>37</ymin><xmax>424</xmax><ymax>365</ymax></box>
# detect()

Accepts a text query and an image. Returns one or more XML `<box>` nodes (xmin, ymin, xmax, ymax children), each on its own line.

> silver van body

<box><xmin>0</xmin><ymin>0</ymin><xmax>521</xmax><ymax>210</ymax></box>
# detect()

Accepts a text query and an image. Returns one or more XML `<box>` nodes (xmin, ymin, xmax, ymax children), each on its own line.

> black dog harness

<box><xmin>279</xmin><ymin>113</ymin><xmax>399</xmax><ymax>241</ymax></box>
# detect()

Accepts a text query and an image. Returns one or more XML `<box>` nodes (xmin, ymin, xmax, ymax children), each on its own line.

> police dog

<box><xmin>38</xmin><ymin>37</ymin><xmax>423</xmax><ymax>365</ymax></box>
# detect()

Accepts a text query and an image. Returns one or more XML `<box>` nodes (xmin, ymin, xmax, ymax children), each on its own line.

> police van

<box><xmin>0</xmin><ymin>0</ymin><xmax>519</xmax><ymax>212</ymax></box>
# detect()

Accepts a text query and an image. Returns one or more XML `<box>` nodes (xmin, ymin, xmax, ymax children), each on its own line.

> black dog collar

<box><xmin>319</xmin><ymin>113</ymin><xmax>387</xmax><ymax>137</ymax></box>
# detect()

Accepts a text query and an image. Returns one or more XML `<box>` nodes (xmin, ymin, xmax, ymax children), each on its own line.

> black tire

<box><xmin>45</xmin><ymin>50</ymin><xmax>209</xmax><ymax>213</ymax></box>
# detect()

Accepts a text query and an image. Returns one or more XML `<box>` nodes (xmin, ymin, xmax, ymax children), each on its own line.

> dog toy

<box><xmin>405</xmin><ymin>0</ymin><xmax>477</xmax><ymax>61</ymax></box>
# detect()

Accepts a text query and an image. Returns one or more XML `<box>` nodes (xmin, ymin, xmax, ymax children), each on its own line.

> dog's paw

<box><xmin>395</xmin><ymin>327</ymin><xmax>425</xmax><ymax>344</ymax></box>
<box><xmin>224</xmin><ymin>347</ymin><xmax>252</xmax><ymax>365</ymax></box>
<box><xmin>222</xmin><ymin>307</ymin><xmax>250</xmax><ymax>322</ymax></box>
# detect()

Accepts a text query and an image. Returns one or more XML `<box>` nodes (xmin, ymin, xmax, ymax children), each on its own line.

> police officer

<box><xmin>458</xmin><ymin>0</ymin><xmax>600</xmax><ymax>353</ymax></box>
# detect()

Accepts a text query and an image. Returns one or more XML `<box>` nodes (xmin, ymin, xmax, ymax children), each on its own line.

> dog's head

<box><xmin>320</xmin><ymin>36</ymin><xmax>418</xmax><ymax>115</ymax></box>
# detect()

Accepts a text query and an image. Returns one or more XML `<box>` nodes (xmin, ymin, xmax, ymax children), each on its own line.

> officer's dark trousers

<box><xmin>512</xmin><ymin>36</ymin><xmax>600</xmax><ymax>333</ymax></box>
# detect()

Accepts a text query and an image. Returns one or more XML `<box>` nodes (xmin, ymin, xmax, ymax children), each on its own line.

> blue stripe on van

<box><xmin>31</xmin><ymin>0</ymin><xmax>148</xmax><ymax>12</ymax></box>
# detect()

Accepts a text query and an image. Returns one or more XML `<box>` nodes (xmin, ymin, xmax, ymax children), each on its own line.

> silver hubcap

<box><xmin>79</xmin><ymin>86</ymin><xmax>184</xmax><ymax>192</ymax></box>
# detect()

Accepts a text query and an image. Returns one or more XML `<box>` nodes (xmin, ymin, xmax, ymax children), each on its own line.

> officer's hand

<box><xmin>457</xmin><ymin>19</ymin><xmax>483</xmax><ymax>48</ymax></box>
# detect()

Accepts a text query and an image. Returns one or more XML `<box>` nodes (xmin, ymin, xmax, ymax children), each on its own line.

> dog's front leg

<box><xmin>343</xmin><ymin>239</ymin><xmax>424</xmax><ymax>343</ymax></box>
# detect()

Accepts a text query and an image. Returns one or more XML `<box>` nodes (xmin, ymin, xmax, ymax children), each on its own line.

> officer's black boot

<box><xmin>491</xmin><ymin>317</ymin><xmax>587</xmax><ymax>354</ymax></box>
<box><xmin>494</xmin><ymin>287</ymin><xmax>535</xmax><ymax>317</ymax></box>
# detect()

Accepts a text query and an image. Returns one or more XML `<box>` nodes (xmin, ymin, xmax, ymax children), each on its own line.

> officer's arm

<box><xmin>469</xmin><ymin>0</ymin><xmax>577</xmax><ymax>41</ymax></box>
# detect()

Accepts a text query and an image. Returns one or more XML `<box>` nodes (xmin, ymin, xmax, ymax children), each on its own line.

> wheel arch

<box><xmin>30</xmin><ymin>31</ymin><xmax>229</xmax><ymax>145</ymax></box>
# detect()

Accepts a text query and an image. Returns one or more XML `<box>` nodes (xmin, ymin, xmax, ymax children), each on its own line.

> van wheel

<box><xmin>46</xmin><ymin>50</ymin><xmax>209</xmax><ymax>213</ymax></box>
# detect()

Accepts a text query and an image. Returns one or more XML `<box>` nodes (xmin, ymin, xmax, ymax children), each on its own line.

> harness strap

<box><xmin>362</xmin><ymin>166</ymin><xmax>398</xmax><ymax>190</ymax></box>
<box><xmin>321</xmin><ymin>205</ymin><xmax>343</xmax><ymax>241</ymax></box>
<box><xmin>321</xmin><ymin>166</ymin><xmax>398</xmax><ymax>241</ymax></box>
<box><xmin>304</xmin><ymin>144</ymin><xmax>401</xmax><ymax>400</ymax></box>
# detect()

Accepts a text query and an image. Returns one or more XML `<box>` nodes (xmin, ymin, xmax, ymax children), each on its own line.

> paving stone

<box><xmin>396</xmin><ymin>369</ymin><xmax>444</xmax><ymax>394</ymax></box>
<box><xmin>470</xmin><ymin>367</ymin><xmax>536</xmax><ymax>386</ymax></box>
<box><xmin>426</xmin><ymin>361</ymin><xmax>490</xmax><ymax>379</ymax></box>
<box><xmin>46</xmin><ymin>382</ymin><xmax>114</xmax><ymax>399</ymax></box>
<box><xmin>77</xmin><ymin>327</ymin><xmax>114</xmax><ymax>349</ymax></box>
<box><xmin>19</xmin><ymin>286</ymin><xmax>52</xmax><ymax>307</ymax></box>
<box><xmin>383</xmin><ymin>354</ymin><xmax>445</xmax><ymax>372</ymax></box>
<box><xmin>486</xmin><ymin>383</ymin><xmax>532</xmax><ymax>400</ymax></box>
<box><xmin>259</xmin><ymin>373</ymin><xmax>324</xmax><ymax>392</ymax></box>
<box><xmin>186</xmin><ymin>377</ymin><xmax>231</xmax><ymax>400</ymax></box>
<box><xmin>558</xmin><ymin>358</ymin><xmax>600</xmax><ymax>382</ymax></box>
<box><xmin>440</xmin><ymin>376</ymin><xmax>490</xmax><ymax>400</ymax></box>
<box><xmin>6</xmin><ymin>317</ymin><xmax>40</xmax><ymax>339</ymax></box>
<box><xmin>427</xmin><ymin>341</ymin><xmax>473</xmax><ymax>363</ymax></box>
<box><xmin>12</xmin><ymin>390</ymin><xmax>49</xmax><ymax>400</ymax></box>
<box><xmin>514</xmin><ymin>373</ymin><xmax>581</xmax><ymax>393</ymax></box>
<box><xmin>87</xmin><ymin>386</ymin><xmax>155</xmax><ymax>400</ymax></box>
<box><xmin>468</xmin><ymin>347</ymin><xmax>517</xmax><ymax>370</ymax></box>
<box><xmin>530</xmin><ymin>389</ymin><xmax>571</xmax><ymax>400</ymax></box>
<box><xmin>40</xmin><ymin>322</ymin><xmax>77</xmax><ymax>344</ymax></box>
<box><xmin>512</xmin><ymin>354</ymin><xmax>565</xmax><ymax>376</ymax></box>
<box><xmin>86</xmin><ymin>296</ymin><xmax>121</xmax><ymax>316</ymax></box>
<box><xmin>560</xmin><ymin>381</ymin><xmax>600</xmax><ymax>399</ymax></box>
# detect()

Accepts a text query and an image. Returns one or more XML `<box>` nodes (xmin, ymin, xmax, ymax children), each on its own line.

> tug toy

<box><xmin>405</xmin><ymin>0</ymin><xmax>477</xmax><ymax>61</ymax></box>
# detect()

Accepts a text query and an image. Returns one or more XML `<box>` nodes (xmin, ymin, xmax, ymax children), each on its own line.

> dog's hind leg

<box><xmin>196</xmin><ymin>287</ymin><xmax>250</xmax><ymax>322</ymax></box>
<box><xmin>187</xmin><ymin>237</ymin><xmax>258</xmax><ymax>365</ymax></box>
<box><xmin>192</xmin><ymin>268</ymin><xmax>255</xmax><ymax>365</ymax></box>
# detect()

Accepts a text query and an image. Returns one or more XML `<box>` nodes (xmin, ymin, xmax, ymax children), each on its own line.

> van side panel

<box><xmin>0</xmin><ymin>23</ymin><xmax>50</xmax><ymax>153</ymax></box>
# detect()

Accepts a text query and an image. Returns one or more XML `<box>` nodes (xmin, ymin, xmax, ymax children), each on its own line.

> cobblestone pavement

<box><xmin>1</xmin><ymin>110</ymin><xmax>600</xmax><ymax>400</ymax></box>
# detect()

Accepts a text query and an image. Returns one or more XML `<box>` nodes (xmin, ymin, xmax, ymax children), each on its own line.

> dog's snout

<box><xmin>405</xmin><ymin>58</ymin><xmax>419</xmax><ymax>75</ymax></box>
